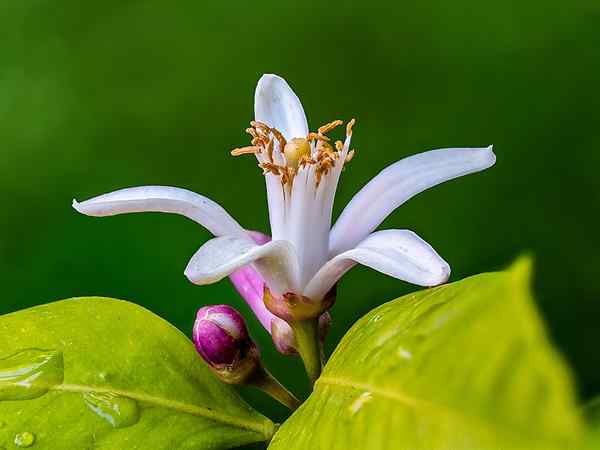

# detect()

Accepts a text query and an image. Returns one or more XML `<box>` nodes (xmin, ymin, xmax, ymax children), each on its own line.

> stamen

<box><xmin>346</xmin><ymin>118</ymin><xmax>356</xmax><ymax>136</ymax></box>
<box><xmin>316</xmin><ymin>141</ymin><xmax>334</xmax><ymax>155</ymax></box>
<box><xmin>233</xmin><ymin>116</ymin><xmax>357</xmax><ymax>188</ymax></box>
<box><xmin>271</xmin><ymin>128</ymin><xmax>287</xmax><ymax>150</ymax></box>
<box><xmin>298</xmin><ymin>155</ymin><xmax>316</xmax><ymax>167</ymax></box>
<box><xmin>307</xmin><ymin>132</ymin><xmax>330</xmax><ymax>142</ymax></box>
<box><xmin>260</xmin><ymin>162</ymin><xmax>282</xmax><ymax>176</ymax></box>
<box><xmin>318</xmin><ymin>120</ymin><xmax>343</xmax><ymax>135</ymax></box>
<box><xmin>231</xmin><ymin>146</ymin><xmax>260</xmax><ymax>156</ymax></box>
<box><xmin>251</xmin><ymin>121</ymin><xmax>270</xmax><ymax>132</ymax></box>
<box><xmin>266</xmin><ymin>138</ymin><xmax>274</xmax><ymax>161</ymax></box>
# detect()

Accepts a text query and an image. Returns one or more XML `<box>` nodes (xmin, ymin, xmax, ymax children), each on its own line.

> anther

<box><xmin>346</xmin><ymin>118</ymin><xmax>356</xmax><ymax>136</ymax></box>
<box><xmin>318</xmin><ymin>120</ymin><xmax>343</xmax><ymax>135</ymax></box>
<box><xmin>231</xmin><ymin>146</ymin><xmax>260</xmax><ymax>156</ymax></box>
<box><xmin>271</xmin><ymin>128</ymin><xmax>287</xmax><ymax>150</ymax></box>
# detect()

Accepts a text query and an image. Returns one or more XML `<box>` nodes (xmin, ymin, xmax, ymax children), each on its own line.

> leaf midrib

<box><xmin>50</xmin><ymin>383</ymin><xmax>274</xmax><ymax>438</ymax></box>
<box><xmin>316</xmin><ymin>376</ymin><xmax>569</xmax><ymax>447</ymax></box>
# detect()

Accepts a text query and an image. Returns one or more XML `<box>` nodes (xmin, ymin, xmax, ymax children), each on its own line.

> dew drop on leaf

<box><xmin>14</xmin><ymin>431</ymin><xmax>35</xmax><ymax>447</ymax></box>
<box><xmin>0</xmin><ymin>349</ymin><xmax>64</xmax><ymax>401</ymax></box>
<box><xmin>83</xmin><ymin>391</ymin><xmax>140</xmax><ymax>428</ymax></box>
<box><xmin>347</xmin><ymin>392</ymin><xmax>372</xmax><ymax>417</ymax></box>
<box><xmin>397</xmin><ymin>347</ymin><xmax>413</xmax><ymax>360</ymax></box>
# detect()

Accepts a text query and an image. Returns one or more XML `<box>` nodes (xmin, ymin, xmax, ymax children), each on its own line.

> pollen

<box><xmin>232</xmin><ymin>117</ymin><xmax>357</xmax><ymax>187</ymax></box>
<box><xmin>283</xmin><ymin>138</ymin><xmax>312</xmax><ymax>168</ymax></box>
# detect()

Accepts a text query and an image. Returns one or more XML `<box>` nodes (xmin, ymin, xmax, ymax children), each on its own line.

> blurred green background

<box><xmin>1</xmin><ymin>0</ymin><xmax>599</xmax><ymax>425</ymax></box>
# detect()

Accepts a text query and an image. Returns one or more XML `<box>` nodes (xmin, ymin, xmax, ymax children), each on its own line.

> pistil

<box><xmin>230</xmin><ymin>118</ymin><xmax>357</xmax><ymax>188</ymax></box>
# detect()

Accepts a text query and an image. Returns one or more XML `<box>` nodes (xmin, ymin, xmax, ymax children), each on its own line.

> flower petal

<box><xmin>228</xmin><ymin>231</ymin><xmax>276</xmax><ymax>331</ymax></box>
<box><xmin>229</xmin><ymin>264</ymin><xmax>274</xmax><ymax>331</ymax></box>
<box><xmin>254</xmin><ymin>74</ymin><xmax>309</xmax><ymax>141</ymax></box>
<box><xmin>73</xmin><ymin>186</ymin><xmax>246</xmax><ymax>238</ymax></box>
<box><xmin>185</xmin><ymin>235</ymin><xmax>301</xmax><ymax>296</ymax></box>
<box><xmin>329</xmin><ymin>146</ymin><xmax>496</xmax><ymax>256</ymax></box>
<box><xmin>304</xmin><ymin>229</ymin><xmax>450</xmax><ymax>301</ymax></box>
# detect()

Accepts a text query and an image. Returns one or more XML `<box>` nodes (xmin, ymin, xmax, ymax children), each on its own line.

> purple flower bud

<box><xmin>193</xmin><ymin>305</ymin><xmax>260</xmax><ymax>383</ymax></box>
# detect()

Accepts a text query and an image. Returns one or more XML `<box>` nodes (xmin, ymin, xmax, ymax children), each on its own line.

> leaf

<box><xmin>584</xmin><ymin>396</ymin><xmax>600</xmax><ymax>424</ymax></box>
<box><xmin>0</xmin><ymin>297</ymin><xmax>275</xmax><ymax>449</ymax></box>
<box><xmin>583</xmin><ymin>396</ymin><xmax>600</xmax><ymax>448</ymax></box>
<box><xmin>269</xmin><ymin>258</ymin><xmax>585</xmax><ymax>450</ymax></box>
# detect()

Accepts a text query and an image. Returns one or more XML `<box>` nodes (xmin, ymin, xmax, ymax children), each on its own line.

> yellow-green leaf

<box><xmin>269</xmin><ymin>258</ymin><xmax>585</xmax><ymax>450</ymax></box>
<box><xmin>0</xmin><ymin>297</ymin><xmax>275</xmax><ymax>449</ymax></box>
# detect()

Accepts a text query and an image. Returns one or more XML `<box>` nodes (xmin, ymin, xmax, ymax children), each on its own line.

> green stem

<box><xmin>249</xmin><ymin>366</ymin><xmax>301</xmax><ymax>410</ymax></box>
<box><xmin>289</xmin><ymin>319</ymin><xmax>322</xmax><ymax>387</ymax></box>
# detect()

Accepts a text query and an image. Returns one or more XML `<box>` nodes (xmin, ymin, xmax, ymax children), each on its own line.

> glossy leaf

<box><xmin>269</xmin><ymin>258</ymin><xmax>585</xmax><ymax>450</ymax></box>
<box><xmin>584</xmin><ymin>396</ymin><xmax>600</xmax><ymax>448</ymax></box>
<box><xmin>0</xmin><ymin>297</ymin><xmax>275</xmax><ymax>449</ymax></box>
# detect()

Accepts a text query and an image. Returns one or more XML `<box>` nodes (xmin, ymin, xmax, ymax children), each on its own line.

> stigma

<box><xmin>231</xmin><ymin>118</ymin><xmax>356</xmax><ymax>187</ymax></box>
<box><xmin>284</xmin><ymin>138</ymin><xmax>311</xmax><ymax>168</ymax></box>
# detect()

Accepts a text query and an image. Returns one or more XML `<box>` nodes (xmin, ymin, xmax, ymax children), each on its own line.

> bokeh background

<box><xmin>1</xmin><ymin>0</ymin><xmax>599</xmax><ymax>426</ymax></box>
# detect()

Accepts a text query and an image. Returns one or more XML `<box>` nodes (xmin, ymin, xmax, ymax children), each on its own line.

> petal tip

<box><xmin>425</xmin><ymin>262</ymin><xmax>451</xmax><ymax>287</ymax></box>
<box><xmin>184</xmin><ymin>263</ymin><xmax>201</xmax><ymax>285</ymax></box>
<box><xmin>438</xmin><ymin>262</ymin><xmax>451</xmax><ymax>284</ymax></box>
<box><xmin>72</xmin><ymin>198</ymin><xmax>84</xmax><ymax>213</ymax></box>
<box><xmin>255</xmin><ymin>74</ymin><xmax>286</xmax><ymax>97</ymax></box>
<box><xmin>483</xmin><ymin>145</ymin><xmax>496</xmax><ymax>167</ymax></box>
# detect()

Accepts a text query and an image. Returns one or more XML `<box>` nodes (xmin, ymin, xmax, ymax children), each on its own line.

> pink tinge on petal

<box><xmin>247</xmin><ymin>230</ymin><xmax>271</xmax><ymax>246</ymax></box>
<box><xmin>228</xmin><ymin>231</ymin><xmax>276</xmax><ymax>332</ymax></box>
<box><xmin>230</xmin><ymin>230</ymin><xmax>331</xmax><ymax>355</ymax></box>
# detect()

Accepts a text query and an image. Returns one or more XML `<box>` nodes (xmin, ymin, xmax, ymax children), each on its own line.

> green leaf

<box><xmin>583</xmin><ymin>396</ymin><xmax>600</xmax><ymax>448</ymax></box>
<box><xmin>269</xmin><ymin>258</ymin><xmax>585</xmax><ymax>450</ymax></box>
<box><xmin>0</xmin><ymin>297</ymin><xmax>275</xmax><ymax>449</ymax></box>
<box><xmin>584</xmin><ymin>396</ymin><xmax>600</xmax><ymax>425</ymax></box>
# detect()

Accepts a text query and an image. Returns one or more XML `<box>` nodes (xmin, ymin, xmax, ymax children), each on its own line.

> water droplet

<box><xmin>369</xmin><ymin>314</ymin><xmax>382</xmax><ymax>323</ymax></box>
<box><xmin>0</xmin><ymin>349</ymin><xmax>64</xmax><ymax>401</ymax></box>
<box><xmin>83</xmin><ymin>391</ymin><xmax>140</xmax><ymax>428</ymax></box>
<box><xmin>348</xmin><ymin>392</ymin><xmax>372</xmax><ymax>416</ymax></box>
<box><xmin>397</xmin><ymin>347</ymin><xmax>413</xmax><ymax>360</ymax></box>
<box><xmin>97</xmin><ymin>372</ymin><xmax>109</xmax><ymax>382</ymax></box>
<box><xmin>14</xmin><ymin>431</ymin><xmax>35</xmax><ymax>447</ymax></box>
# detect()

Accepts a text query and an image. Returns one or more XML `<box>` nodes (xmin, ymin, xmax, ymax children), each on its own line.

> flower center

<box><xmin>284</xmin><ymin>138</ymin><xmax>311</xmax><ymax>168</ymax></box>
<box><xmin>231</xmin><ymin>118</ymin><xmax>356</xmax><ymax>187</ymax></box>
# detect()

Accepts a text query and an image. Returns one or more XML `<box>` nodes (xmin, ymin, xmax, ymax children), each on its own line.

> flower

<box><xmin>73</xmin><ymin>73</ymin><xmax>495</xmax><ymax>324</ymax></box>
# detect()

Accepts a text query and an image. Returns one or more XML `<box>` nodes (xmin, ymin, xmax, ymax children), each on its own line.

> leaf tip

<box><xmin>508</xmin><ymin>253</ymin><xmax>534</xmax><ymax>290</ymax></box>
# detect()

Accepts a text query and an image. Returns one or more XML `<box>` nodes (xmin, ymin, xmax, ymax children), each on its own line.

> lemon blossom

<box><xmin>73</xmin><ymin>74</ymin><xmax>495</xmax><ymax>380</ymax></box>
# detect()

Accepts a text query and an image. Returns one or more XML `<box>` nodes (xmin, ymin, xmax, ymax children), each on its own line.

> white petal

<box><xmin>73</xmin><ymin>186</ymin><xmax>246</xmax><ymax>238</ymax></box>
<box><xmin>185</xmin><ymin>236</ymin><xmax>301</xmax><ymax>296</ymax></box>
<box><xmin>304</xmin><ymin>229</ymin><xmax>450</xmax><ymax>301</ymax></box>
<box><xmin>254</xmin><ymin>74</ymin><xmax>309</xmax><ymax>141</ymax></box>
<box><xmin>329</xmin><ymin>146</ymin><xmax>496</xmax><ymax>256</ymax></box>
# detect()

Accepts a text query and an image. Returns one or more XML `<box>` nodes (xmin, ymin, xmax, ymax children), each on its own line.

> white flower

<box><xmin>73</xmin><ymin>74</ymin><xmax>495</xmax><ymax>308</ymax></box>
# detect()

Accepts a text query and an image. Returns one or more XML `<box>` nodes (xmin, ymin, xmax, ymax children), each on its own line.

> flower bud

<box><xmin>193</xmin><ymin>304</ymin><xmax>301</xmax><ymax>410</ymax></box>
<box><xmin>193</xmin><ymin>305</ymin><xmax>260</xmax><ymax>384</ymax></box>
